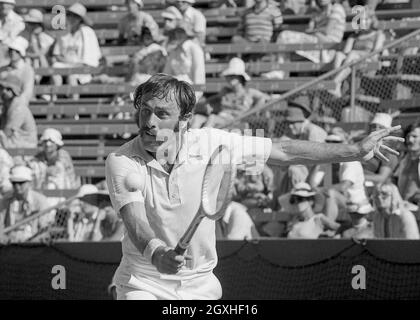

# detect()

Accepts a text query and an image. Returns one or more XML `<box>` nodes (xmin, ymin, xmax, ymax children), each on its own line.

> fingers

<box><xmin>376</xmin><ymin>149</ymin><xmax>389</xmax><ymax>162</ymax></box>
<box><xmin>375</xmin><ymin>125</ymin><xmax>402</xmax><ymax>139</ymax></box>
<box><xmin>380</xmin><ymin>144</ymin><xmax>399</xmax><ymax>156</ymax></box>
<box><xmin>383</xmin><ymin>136</ymin><xmax>405</xmax><ymax>143</ymax></box>
<box><xmin>158</xmin><ymin>250</ymin><xmax>189</xmax><ymax>274</ymax></box>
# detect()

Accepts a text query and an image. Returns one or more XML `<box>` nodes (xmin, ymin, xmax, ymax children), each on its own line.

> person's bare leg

<box><xmin>329</xmin><ymin>51</ymin><xmax>360</xmax><ymax>97</ymax></box>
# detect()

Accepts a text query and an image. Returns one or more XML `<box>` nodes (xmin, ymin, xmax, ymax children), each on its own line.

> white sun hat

<box><xmin>222</xmin><ymin>57</ymin><xmax>251</xmax><ymax>81</ymax></box>
<box><xmin>347</xmin><ymin>201</ymin><xmax>373</xmax><ymax>215</ymax></box>
<box><xmin>40</xmin><ymin>128</ymin><xmax>64</xmax><ymax>147</ymax></box>
<box><xmin>9</xmin><ymin>166</ymin><xmax>33</xmax><ymax>183</ymax></box>
<box><xmin>371</xmin><ymin>113</ymin><xmax>393</xmax><ymax>129</ymax></box>
<box><xmin>7</xmin><ymin>36</ymin><xmax>29</xmax><ymax>58</ymax></box>
<box><xmin>290</xmin><ymin>182</ymin><xmax>316</xmax><ymax>198</ymax></box>
<box><xmin>161</xmin><ymin>6</ymin><xmax>183</xmax><ymax>20</ymax></box>
<box><xmin>0</xmin><ymin>0</ymin><xmax>16</xmax><ymax>4</ymax></box>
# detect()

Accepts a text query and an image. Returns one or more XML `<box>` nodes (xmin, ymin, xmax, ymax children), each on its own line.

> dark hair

<box><xmin>133</xmin><ymin>73</ymin><xmax>196</xmax><ymax>121</ymax></box>
<box><xmin>403</xmin><ymin>119</ymin><xmax>420</xmax><ymax>145</ymax></box>
<box><xmin>225</xmin><ymin>74</ymin><xmax>246</xmax><ymax>86</ymax></box>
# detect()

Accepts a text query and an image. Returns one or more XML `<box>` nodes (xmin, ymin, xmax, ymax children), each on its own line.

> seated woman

<box><xmin>51</xmin><ymin>3</ymin><xmax>102</xmax><ymax>88</ymax></box>
<box><xmin>287</xmin><ymin>182</ymin><xmax>340</xmax><ymax>239</ymax></box>
<box><xmin>372</xmin><ymin>182</ymin><xmax>420</xmax><ymax>239</ymax></box>
<box><xmin>191</xmin><ymin>57</ymin><xmax>268</xmax><ymax>129</ymax></box>
<box><xmin>162</xmin><ymin>6</ymin><xmax>205</xmax><ymax>100</ymax></box>
<box><xmin>328</xmin><ymin>5</ymin><xmax>385</xmax><ymax>97</ymax></box>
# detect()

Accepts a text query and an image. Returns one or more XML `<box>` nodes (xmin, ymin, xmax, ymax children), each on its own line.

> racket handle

<box><xmin>174</xmin><ymin>244</ymin><xmax>187</xmax><ymax>255</ymax></box>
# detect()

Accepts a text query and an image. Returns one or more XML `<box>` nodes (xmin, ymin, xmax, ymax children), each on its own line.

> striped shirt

<box><xmin>311</xmin><ymin>3</ymin><xmax>346</xmax><ymax>43</ymax></box>
<box><xmin>239</xmin><ymin>3</ymin><xmax>283</xmax><ymax>42</ymax></box>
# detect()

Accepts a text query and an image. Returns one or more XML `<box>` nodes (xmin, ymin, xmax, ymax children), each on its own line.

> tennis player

<box><xmin>105</xmin><ymin>73</ymin><xmax>402</xmax><ymax>300</ymax></box>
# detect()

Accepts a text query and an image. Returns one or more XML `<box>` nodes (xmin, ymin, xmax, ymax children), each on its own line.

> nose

<box><xmin>144</xmin><ymin>112</ymin><xmax>159</xmax><ymax>130</ymax></box>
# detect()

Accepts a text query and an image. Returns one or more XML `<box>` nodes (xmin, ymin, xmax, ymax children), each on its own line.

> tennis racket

<box><xmin>174</xmin><ymin>144</ymin><xmax>236</xmax><ymax>255</ymax></box>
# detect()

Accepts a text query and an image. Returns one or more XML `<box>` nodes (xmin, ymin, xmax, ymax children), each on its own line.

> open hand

<box><xmin>359</xmin><ymin>125</ymin><xmax>404</xmax><ymax>162</ymax></box>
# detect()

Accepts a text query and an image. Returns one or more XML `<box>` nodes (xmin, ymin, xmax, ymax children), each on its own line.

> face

<box><xmin>137</xmin><ymin>95</ymin><xmax>183</xmax><ymax>155</ymax></box>
<box><xmin>316</xmin><ymin>0</ymin><xmax>331</xmax><ymax>8</ymax></box>
<box><xmin>0</xmin><ymin>3</ymin><xmax>13</xmax><ymax>18</ymax></box>
<box><xmin>225</xmin><ymin>75</ymin><xmax>243</xmax><ymax>89</ymax></box>
<box><xmin>289</xmin><ymin>121</ymin><xmax>304</xmax><ymax>136</ymax></box>
<box><xmin>406</xmin><ymin>128</ymin><xmax>420</xmax><ymax>153</ymax></box>
<box><xmin>0</xmin><ymin>86</ymin><xmax>14</xmax><ymax>101</ymax></box>
<box><xmin>163</xmin><ymin>17</ymin><xmax>177</xmax><ymax>32</ymax></box>
<box><xmin>175</xmin><ymin>1</ymin><xmax>190</xmax><ymax>12</ymax></box>
<box><xmin>66</xmin><ymin>13</ymin><xmax>82</xmax><ymax>31</ymax></box>
<box><xmin>374</xmin><ymin>185</ymin><xmax>392</xmax><ymax>212</ymax></box>
<box><xmin>81</xmin><ymin>201</ymin><xmax>98</xmax><ymax>217</ymax></box>
<box><xmin>290</xmin><ymin>195</ymin><xmax>312</xmax><ymax>215</ymax></box>
<box><xmin>8</xmin><ymin>48</ymin><xmax>22</xmax><ymax>64</ymax></box>
<box><xmin>42</xmin><ymin>139</ymin><xmax>59</xmax><ymax>156</ymax></box>
<box><xmin>12</xmin><ymin>181</ymin><xmax>31</xmax><ymax>198</ymax></box>
<box><xmin>26</xmin><ymin>22</ymin><xmax>43</xmax><ymax>34</ymax></box>
<box><xmin>127</xmin><ymin>0</ymin><xmax>140</xmax><ymax>13</ymax></box>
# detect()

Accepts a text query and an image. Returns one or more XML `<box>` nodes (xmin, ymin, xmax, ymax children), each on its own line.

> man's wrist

<box><xmin>143</xmin><ymin>238</ymin><xmax>167</xmax><ymax>264</ymax></box>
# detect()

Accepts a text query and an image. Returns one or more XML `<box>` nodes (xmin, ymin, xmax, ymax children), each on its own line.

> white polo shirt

<box><xmin>105</xmin><ymin>128</ymin><xmax>271</xmax><ymax>283</ymax></box>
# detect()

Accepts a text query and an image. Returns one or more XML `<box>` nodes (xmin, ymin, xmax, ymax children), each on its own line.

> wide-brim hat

<box><xmin>0</xmin><ymin>74</ymin><xmax>22</xmax><ymax>96</ymax></box>
<box><xmin>40</xmin><ymin>128</ymin><xmax>64</xmax><ymax>147</ymax></box>
<box><xmin>0</xmin><ymin>0</ymin><xmax>16</xmax><ymax>5</ymax></box>
<box><xmin>161</xmin><ymin>6</ymin><xmax>183</xmax><ymax>21</ymax></box>
<box><xmin>347</xmin><ymin>201</ymin><xmax>373</xmax><ymax>215</ymax></box>
<box><xmin>290</xmin><ymin>182</ymin><xmax>316</xmax><ymax>197</ymax></box>
<box><xmin>285</xmin><ymin>107</ymin><xmax>306</xmax><ymax>123</ymax></box>
<box><xmin>371</xmin><ymin>112</ymin><xmax>393</xmax><ymax>129</ymax></box>
<box><xmin>23</xmin><ymin>9</ymin><xmax>44</xmax><ymax>25</ymax></box>
<box><xmin>221</xmin><ymin>57</ymin><xmax>251</xmax><ymax>81</ymax></box>
<box><xmin>67</xmin><ymin>3</ymin><xmax>93</xmax><ymax>26</ymax></box>
<box><xmin>6</xmin><ymin>36</ymin><xmax>28</xmax><ymax>57</ymax></box>
<box><xmin>9</xmin><ymin>166</ymin><xmax>33</xmax><ymax>183</ymax></box>
<box><xmin>78</xmin><ymin>184</ymin><xmax>111</xmax><ymax>208</ymax></box>
<box><xmin>176</xmin><ymin>0</ymin><xmax>195</xmax><ymax>3</ymax></box>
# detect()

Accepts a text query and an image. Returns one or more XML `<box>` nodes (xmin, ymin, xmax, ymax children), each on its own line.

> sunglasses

<box><xmin>289</xmin><ymin>196</ymin><xmax>310</xmax><ymax>205</ymax></box>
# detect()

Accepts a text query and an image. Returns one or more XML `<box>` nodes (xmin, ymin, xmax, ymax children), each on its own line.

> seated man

<box><xmin>233</xmin><ymin>0</ymin><xmax>283</xmax><ymax>43</ymax></box>
<box><xmin>191</xmin><ymin>57</ymin><xmax>268</xmax><ymax>129</ymax></box>
<box><xmin>363</xmin><ymin>113</ymin><xmax>399</xmax><ymax>187</ymax></box>
<box><xmin>22</xmin><ymin>9</ymin><xmax>55</xmax><ymax>72</ymax></box>
<box><xmin>0</xmin><ymin>165</ymin><xmax>50</xmax><ymax>242</ymax></box>
<box><xmin>51</xmin><ymin>3</ymin><xmax>102</xmax><ymax>87</ymax></box>
<box><xmin>118</xmin><ymin>0</ymin><xmax>160</xmax><ymax>46</ymax></box>
<box><xmin>396</xmin><ymin>120</ymin><xmax>420</xmax><ymax>206</ymax></box>
<box><xmin>0</xmin><ymin>0</ymin><xmax>25</xmax><ymax>66</ymax></box>
<box><xmin>0</xmin><ymin>36</ymin><xmax>35</xmax><ymax>104</ymax></box>
<box><xmin>0</xmin><ymin>75</ymin><xmax>38</xmax><ymax>148</ymax></box>
<box><xmin>27</xmin><ymin>128</ymin><xmax>80</xmax><ymax>190</ymax></box>
<box><xmin>275</xmin><ymin>0</ymin><xmax>345</xmax><ymax>69</ymax></box>
<box><xmin>337</xmin><ymin>201</ymin><xmax>374</xmax><ymax>239</ymax></box>
<box><xmin>286</xmin><ymin>182</ymin><xmax>340</xmax><ymax>239</ymax></box>
<box><xmin>174</xmin><ymin>0</ymin><xmax>206</xmax><ymax>47</ymax></box>
<box><xmin>372</xmin><ymin>182</ymin><xmax>420</xmax><ymax>239</ymax></box>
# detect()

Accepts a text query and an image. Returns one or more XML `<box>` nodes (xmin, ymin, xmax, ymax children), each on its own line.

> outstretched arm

<box><xmin>269</xmin><ymin>126</ymin><xmax>403</xmax><ymax>166</ymax></box>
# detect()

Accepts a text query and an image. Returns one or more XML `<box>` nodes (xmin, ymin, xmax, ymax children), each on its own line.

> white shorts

<box><xmin>116</xmin><ymin>271</ymin><xmax>222</xmax><ymax>300</ymax></box>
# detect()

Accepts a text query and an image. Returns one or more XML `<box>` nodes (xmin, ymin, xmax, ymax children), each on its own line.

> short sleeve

<box><xmin>222</xmin><ymin>129</ymin><xmax>272</xmax><ymax>175</ymax></box>
<box><xmin>105</xmin><ymin>153</ymin><xmax>146</xmax><ymax>213</ymax></box>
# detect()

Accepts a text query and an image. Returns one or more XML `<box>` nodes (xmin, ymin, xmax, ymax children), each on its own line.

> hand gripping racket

<box><xmin>174</xmin><ymin>145</ymin><xmax>236</xmax><ymax>255</ymax></box>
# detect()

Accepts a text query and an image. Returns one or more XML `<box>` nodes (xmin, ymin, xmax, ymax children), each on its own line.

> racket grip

<box><xmin>174</xmin><ymin>244</ymin><xmax>187</xmax><ymax>255</ymax></box>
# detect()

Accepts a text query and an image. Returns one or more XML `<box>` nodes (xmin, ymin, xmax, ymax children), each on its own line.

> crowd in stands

<box><xmin>1</xmin><ymin>0</ymin><xmax>420</xmax><ymax>243</ymax></box>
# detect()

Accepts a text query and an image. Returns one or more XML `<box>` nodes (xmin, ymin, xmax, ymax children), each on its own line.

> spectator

<box><xmin>372</xmin><ymin>182</ymin><xmax>420</xmax><ymax>239</ymax></box>
<box><xmin>0</xmin><ymin>165</ymin><xmax>50</xmax><ymax>242</ymax></box>
<box><xmin>0</xmin><ymin>36</ymin><xmax>35</xmax><ymax>104</ymax></box>
<box><xmin>233</xmin><ymin>0</ymin><xmax>283</xmax><ymax>43</ymax></box>
<box><xmin>337</xmin><ymin>201</ymin><xmax>374</xmax><ymax>239</ymax></box>
<box><xmin>275</xmin><ymin>0</ymin><xmax>346</xmax><ymax>68</ymax></box>
<box><xmin>328</xmin><ymin>5</ymin><xmax>385</xmax><ymax>97</ymax></box>
<box><xmin>95</xmin><ymin>27</ymin><xmax>167</xmax><ymax>85</ymax></box>
<box><xmin>0</xmin><ymin>0</ymin><xmax>25</xmax><ymax>46</ymax></box>
<box><xmin>0</xmin><ymin>147</ymin><xmax>13</xmax><ymax>196</ymax></box>
<box><xmin>363</xmin><ymin>113</ymin><xmax>399</xmax><ymax>186</ymax></box>
<box><xmin>67</xmin><ymin>184</ymin><xmax>108</xmax><ymax>241</ymax></box>
<box><xmin>287</xmin><ymin>182</ymin><xmax>340</xmax><ymax>239</ymax></box>
<box><xmin>118</xmin><ymin>0</ymin><xmax>160</xmax><ymax>46</ymax></box>
<box><xmin>285</xmin><ymin>100</ymin><xmax>328</xmax><ymax>142</ymax></box>
<box><xmin>51</xmin><ymin>3</ymin><xmax>102</xmax><ymax>87</ymax></box>
<box><xmin>100</xmin><ymin>208</ymin><xmax>124</xmax><ymax>241</ymax></box>
<box><xmin>191</xmin><ymin>57</ymin><xmax>268</xmax><ymax>128</ymax></box>
<box><xmin>27</xmin><ymin>128</ymin><xmax>80</xmax><ymax>190</ymax></box>
<box><xmin>322</xmin><ymin>131</ymin><xmax>370</xmax><ymax>221</ymax></box>
<box><xmin>215</xmin><ymin>201</ymin><xmax>260</xmax><ymax>240</ymax></box>
<box><xmin>0</xmin><ymin>74</ymin><xmax>37</xmax><ymax>148</ymax></box>
<box><xmin>396</xmin><ymin>120</ymin><xmax>420</xmax><ymax>205</ymax></box>
<box><xmin>163</xmin><ymin>7</ymin><xmax>205</xmax><ymax>100</ymax></box>
<box><xmin>21</xmin><ymin>9</ymin><xmax>54</xmax><ymax>72</ymax></box>
<box><xmin>173</xmin><ymin>0</ymin><xmax>206</xmax><ymax>47</ymax></box>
